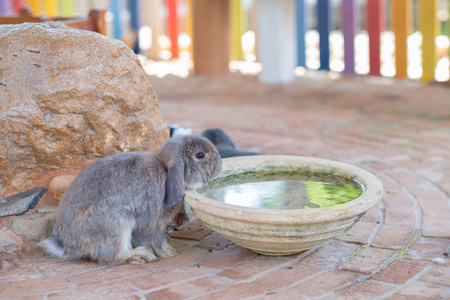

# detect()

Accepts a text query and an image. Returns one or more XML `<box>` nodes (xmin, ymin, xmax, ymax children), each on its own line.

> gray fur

<box><xmin>202</xmin><ymin>128</ymin><xmax>262</xmax><ymax>158</ymax></box>
<box><xmin>42</xmin><ymin>135</ymin><xmax>222</xmax><ymax>265</ymax></box>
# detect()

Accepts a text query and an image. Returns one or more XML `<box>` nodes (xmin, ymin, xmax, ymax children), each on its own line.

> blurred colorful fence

<box><xmin>1</xmin><ymin>0</ymin><xmax>450</xmax><ymax>83</ymax></box>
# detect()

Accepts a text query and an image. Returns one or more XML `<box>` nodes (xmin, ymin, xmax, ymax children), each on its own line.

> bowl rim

<box><xmin>184</xmin><ymin>155</ymin><xmax>383</xmax><ymax>224</ymax></box>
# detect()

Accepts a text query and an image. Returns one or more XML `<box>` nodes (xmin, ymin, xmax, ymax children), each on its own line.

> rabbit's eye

<box><xmin>195</xmin><ymin>152</ymin><xmax>205</xmax><ymax>159</ymax></box>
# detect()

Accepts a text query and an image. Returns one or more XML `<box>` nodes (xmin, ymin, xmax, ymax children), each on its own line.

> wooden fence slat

<box><xmin>184</xmin><ymin>0</ymin><xmax>193</xmax><ymax>55</ymax></box>
<box><xmin>367</xmin><ymin>0</ymin><xmax>384</xmax><ymax>76</ymax></box>
<box><xmin>317</xmin><ymin>0</ymin><xmax>332</xmax><ymax>70</ymax></box>
<box><xmin>448</xmin><ymin>0</ymin><xmax>450</xmax><ymax>73</ymax></box>
<box><xmin>12</xmin><ymin>0</ymin><xmax>23</xmax><ymax>14</ymax></box>
<box><xmin>230</xmin><ymin>0</ymin><xmax>243</xmax><ymax>60</ymax></box>
<box><xmin>192</xmin><ymin>0</ymin><xmax>230</xmax><ymax>75</ymax></box>
<box><xmin>76</xmin><ymin>0</ymin><xmax>90</xmax><ymax>17</ymax></box>
<box><xmin>110</xmin><ymin>0</ymin><xmax>123</xmax><ymax>39</ymax></box>
<box><xmin>0</xmin><ymin>0</ymin><xmax>11</xmax><ymax>14</ymax></box>
<box><xmin>341</xmin><ymin>0</ymin><xmax>358</xmax><ymax>74</ymax></box>
<box><xmin>296</xmin><ymin>0</ymin><xmax>306</xmax><ymax>67</ymax></box>
<box><xmin>128</xmin><ymin>0</ymin><xmax>140</xmax><ymax>53</ymax></box>
<box><xmin>60</xmin><ymin>0</ymin><xmax>75</xmax><ymax>17</ymax></box>
<box><xmin>420</xmin><ymin>0</ymin><xmax>439</xmax><ymax>82</ymax></box>
<box><xmin>392</xmin><ymin>0</ymin><xmax>412</xmax><ymax>79</ymax></box>
<box><xmin>257</xmin><ymin>0</ymin><xmax>296</xmax><ymax>83</ymax></box>
<box><xmin>28</xmin><ymin>0</ymin><xmax>41</xmax><ymax>15</ymax></box>
<box><xmin>44</xmin><ymin>0</ymin><xmax>58</xmax><ymax>17</ymax></box>
<box><xmin>141</xmin><ymin>0</ymin><xmax>164</xmax><ymax>60</ymax></box>
<box><xmin>166</xmin><ymin>0</ymin><xmax>179</xmax><ymax>58</ymax></box>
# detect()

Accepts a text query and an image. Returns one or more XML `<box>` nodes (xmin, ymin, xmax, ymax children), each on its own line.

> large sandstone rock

<box><xmin>0</xmin><ymin>23</ymin><xmax>169</xmax><ymax>196</ymax></box>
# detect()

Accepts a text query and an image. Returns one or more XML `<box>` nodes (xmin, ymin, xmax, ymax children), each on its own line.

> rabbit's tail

<box><xmin>41</xmin><ymin>236</ymin><xmax>66</xmax><ymax>258</ymax></box>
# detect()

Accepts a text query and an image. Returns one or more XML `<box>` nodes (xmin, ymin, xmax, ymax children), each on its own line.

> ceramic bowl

<box><xmin>184</xmin><ymin>155</ymin><xmax>383</xmax><ymax>255</ymax></box>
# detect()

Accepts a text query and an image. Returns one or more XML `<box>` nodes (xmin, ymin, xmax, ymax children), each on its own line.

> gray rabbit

<box><xmin>42</xmin><ymin>134</ymin><xmax>222</xmax><ymax>265</ymax></box>
<box><xmin>202</xmin><ymin>128</ymin><xmax>262</xmax><ymax>158</ymax></box>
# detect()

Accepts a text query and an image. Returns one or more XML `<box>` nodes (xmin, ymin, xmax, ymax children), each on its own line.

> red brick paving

<box><xmin>1</xmin><ymin>75</ymin><xmax>450</xmax><ymax>299</ymax></box>
<box><xmin>144</xmin><ymin>276</ymin><xmax>235</xmax><ymax>299</ymax></box>
<box><xmin>336</xmin><ymin>280</ymin><xmax>397</xmax><ymax>299</ymax></box>
<box><xmin>196</xmin><ymin>246</ymin><xmax>258</xmax><ymax>270</ymax></box>
<box><xmin>336</xmin><ymin>221</ymin><xmax>378</xmax><ymax>245</ymax></box>
<box><xmin>217</xmin><ymin>256</ymin><xmax>288</xmax><ymax>281</ymax></box>
<box><xmin>250</xmin><ymin>263</ymin><xmax>323</xmax><ymax>291</ymax></box>
<box><xmin>386</xmin><ymin>281</ymin><xmax>447</xmax><ymax>299</ymax></box>
<box><xmin>301</xmin><ymin>239</ymin><xmax>361</xmax><ymax>268</ymax></box>
<box><xmin>371</xmin><ymin>259</ymin><xmax>431</xmax><ymax>284</ymax></box>
<box><xmin>127</xmin><ymin>266</ymin><xmax>210</xmax><ymax>291</ymax></box>
<box><xmin>338</xmin><ymin>247</ymin><xmax>397</xmax><ymax>275</ymax></box>
<box><xmin>288</xmin><ymin>270</ymin><xmax>360</xmax><ymax>297</ymax></box>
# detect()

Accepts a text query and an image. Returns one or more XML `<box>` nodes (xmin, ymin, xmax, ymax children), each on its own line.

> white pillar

<box><xmin>257</xmin><ymin>0</ymin><xmax>297</xmax><ymax>84</ymax></box>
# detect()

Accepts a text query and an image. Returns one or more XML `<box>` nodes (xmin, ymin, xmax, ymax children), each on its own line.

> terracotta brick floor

<box><xmin>1</xmin><ymin>73</ymin><xmax>450</xmax><ymax>299</ymax></box>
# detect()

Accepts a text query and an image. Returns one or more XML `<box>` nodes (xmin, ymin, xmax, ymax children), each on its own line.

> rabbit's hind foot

<box><xmin>124</xmin><ymin>247</ymin><xmax>157</xmax><ymax>264</ymax></box>
<box><xmin>152</xmin><ymin>240</ymin><xmax>177</xmax><ymax>257</ymax></box>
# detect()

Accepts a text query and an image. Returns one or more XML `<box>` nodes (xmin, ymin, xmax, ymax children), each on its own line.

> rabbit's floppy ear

<box><xmin>165</xmin><ymin>159</ymin><xmax>185</xmax><ymax>214</ymax></box>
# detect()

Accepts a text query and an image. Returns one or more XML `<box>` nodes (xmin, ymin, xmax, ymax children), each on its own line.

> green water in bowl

<box><xmin>199</xmin><ymin>173</ymin><xmax>364</xmax><ymax>210</ymax></box>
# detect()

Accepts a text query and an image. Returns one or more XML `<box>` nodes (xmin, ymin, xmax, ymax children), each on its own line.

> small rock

<box><xmin>48</xmin><ymin>175</ymin><xmax>76</xmax><ymax>200</ymax></box>
<box><xmin>169</xmin><ymin>219</ymin><xmax>213</xmax><ymax>241</ymax></box>
<box><xmin>1</xmin><ymin>260</ymin><xmax>18</xmax><ymax>269</ymax></box>
<box><xmin>11</xmin><ymin>207</ymin><xmax>58</xmax><ymax>242</ymax></box>
<box><xmin>194</xmin><ymin>232</ymin><xmax>233</xmax><ymax>251</ymax></box>
<box><xmin>0</xmin><ymin>187</ymin><xmax>47</xmax><ymax>217</ymax></box>
<box><xmin>0</xmin><ymin>227</ymin><xmax>25</xmax><ymax>253</ymax></box>
<box><xmin>36</xmin><ymin>205</ymin><xmax>58</xmax><ymax>214</ymax></box>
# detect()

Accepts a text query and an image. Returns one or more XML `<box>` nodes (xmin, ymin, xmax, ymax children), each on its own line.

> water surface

<box><xmin>200</xmin><ymin>173</ymin><xmax>364</xmax><ymax>210</ymax></box>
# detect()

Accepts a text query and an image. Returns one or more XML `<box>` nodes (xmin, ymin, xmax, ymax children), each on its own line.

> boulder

<box><xmin>48</xmin><ymin>175</ymin><xmax>76</xmax><ymax>200</ymax></box>
<box><xmin>0</xmin><ymin>22</ymin><xmax>169</xmax><ymax>196</ymax></box>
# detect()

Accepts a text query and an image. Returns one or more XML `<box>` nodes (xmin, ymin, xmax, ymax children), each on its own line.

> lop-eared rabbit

<box><xmin>43</xmin><ymin>135</ymin><xmax>222</xmax><ymax>264</ymax></box>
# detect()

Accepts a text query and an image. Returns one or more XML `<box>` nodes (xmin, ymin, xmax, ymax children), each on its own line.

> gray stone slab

<box><xmin>11</xmin><ymin>208</ymin><xmax>57</xmax><ymax>242</ymax></box>
<box><xmin>0</xmin><ymin>187</ymin><xmax>47</xmax><ymax>217</ymax></box>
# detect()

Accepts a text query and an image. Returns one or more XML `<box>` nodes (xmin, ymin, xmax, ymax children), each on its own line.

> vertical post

<box><xmin>249</xmin><ymin>0</ymin><xmax>258</xmax><ymax>58</ymax></box>
<box><xmin>420</xmin><ymin>0</ymin><xmax>438</xmax><ymax>82</ymax></box>
<box><xmin>28</xmin><ymin>0</ymin><xmax>41</xmax><ymax>15</ymax></box>
<box><xmin>448</xmin><ymin>0</ymin><xmax>450</xmax><ymax>76</ymax></box>
<box><xmin>192</xmin><ymin>0</ymin><xmax>230</xmax><ymax>75</ymax></box>
<box><xmin>143</xmin><ymin>0</ymin><xmax>164</xmax><ymax>60</ymax></box>
<box><xmin>110</xmin><ymin>0</ymin><xmax>123</xmax><ymax>39</ymax></box>
<box><xmin>0</xmin><ymin>1</ymin><xmax>11</xmax><ymax>15</ymax></box>
<box><xmin>166</xmin><ymin>0</ymin><xmax>179</xmax><ymax>59</ymax></box>
<box><xmin>44</xmin><ymin>0</ymin><xmax>58</xmax><ymax>17</ymax></box>
<box><xmin>392</xmin><ymin>0</ymin><xmax>412</xmax><ymax>79</ymax></box>
<box><xmin>76</xmin><ymin>0</ymin><xmax>90</xmax><ymax>17</ymax></box>
<box><xmin>184</xmin><ymin>0</ymin><xmax>193</xmax><ymax>55</ymax></box>
<box><xmin>257</xmin><ymin>0</ymin><xmax>296</xmax><ymax>83</ymax></box>
<box><xmin>92</xmin><ymin>0</ymin><xmax>109</xmax><ymax>10</ymax></box>
<box><xmin>342</xmin><ymin>0</ymin><xmax>359</xmax><ymax>74</ymax></box>
<box><xmin>296</xmin><ymin>0</ymin><xmax>306</xmax><ymax>67</ymax></box>
<box><xmin>59</xmin><ymin>0</ymin><xmax>75</xmax><ymax>17</ymax></box>
<box><xmin>317</xmin><ymin>0</ymin><xmax>332</xmax><ymax>70</ymax></box>
<box><xmin>230</xmin><ymin>0</ymin><xmax>243</xmax><ymax>60</ymax></box>
<box><xmin>12</xmin><ymin>0</ymin><xmax>23</xmax><ymax>15</ymax></box>
<box><xmin>129</xmin><ymin>0</ymin><xmax>140</xmax><ymax>53</ymax></box>
<box><xmin>89</xmin><ymin>9</ymin><xmax>107</xmax><ymax>35</ymax></box>
<box><xmin>367</xmin><ymin>0</ymin><xmax>385</xmax><ymax>76</ymax></box>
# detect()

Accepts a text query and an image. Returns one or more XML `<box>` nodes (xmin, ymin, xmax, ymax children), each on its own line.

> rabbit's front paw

<box><xmin>126</xmin><ymin>247</ymin><xmax>157</xmax><ymax>264</ymax></box>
